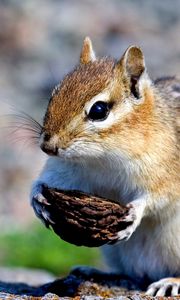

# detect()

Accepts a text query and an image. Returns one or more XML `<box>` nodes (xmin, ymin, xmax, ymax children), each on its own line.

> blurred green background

<box><xmin>0</xmin><ymin>224</ymin><xmax>100</xmax><ymax>276</ymax></box>
<box><xmin>0</xmin><ymin>0</ymin><xmax>179</xmax><ymax>282</ymax></box>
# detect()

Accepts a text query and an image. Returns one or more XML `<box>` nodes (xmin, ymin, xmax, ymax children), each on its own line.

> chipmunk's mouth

<box><xmin>56</xmin><ymin>144</ymin><xmax>104</xmax><ymax>163</ymax></box>
<box><xmin>57</xmin><ymin>148</ymin><xmax>77</xmax><ymax>159</ymax></box>
<box><xmin>40</xmin><ymin>132</ymin><xmax>105</xmax><ymax>161</ymax></box>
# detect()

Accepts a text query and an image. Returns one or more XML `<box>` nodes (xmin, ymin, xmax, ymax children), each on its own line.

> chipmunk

<box><xmin>30</xmin><ymin>37</ymin><xmax>180</xmax><ymax>296</ymax></box>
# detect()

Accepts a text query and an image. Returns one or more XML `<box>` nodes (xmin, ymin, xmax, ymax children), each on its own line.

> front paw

<box><xmin>117</xmin><ymin>205</ymin><xmax>139</xmax><ymax>241</ymax></box>
<box><xmin>146</xmin><ymin>278</ymin><xmax>180</xmax><ymax>296</ymax></box>
<box><xmin>32</xmin><ymin>191</ymin><xmax>55</xmax><ymax>228</ymax></box>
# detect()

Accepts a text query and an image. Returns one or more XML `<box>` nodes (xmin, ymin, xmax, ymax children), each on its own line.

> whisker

<box><xmin>6</xmin><ymin>122</ymin><xmax>41</xmax><ymax>137</ymax></box>
<box><xmin>9</xmin><ymin>135</ymin><xmax>40</xmax><ymax>147</ymax></box>
<box><xmin>1</xmin><ymin>108</ymin><xmax>43</xmax><ymax>148</ymax></box>
<box><xmin>6</xmin><ymin>124</ymin><xmax>41</xmax><ymax>134</ymax></box>
<box><xmin>6</xmin><ymin>113</ymin><xmax>42</xmax><ymax>131</ymax></box>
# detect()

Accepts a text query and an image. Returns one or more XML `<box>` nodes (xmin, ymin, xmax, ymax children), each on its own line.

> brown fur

<box><xmin>43</xmin><ymin>46</ymin><xmax>179</xmax><ymax>206</ymax></box>
<box><xmin>36</xmin><ymin>41</ymin><xmax>180</xmax><ymax>296</ymax></box>
<box><xmin>44</xmin><ymin>58</ymin><xmax>115</xmax><ymax>135</ymax></box>
<box><xmin>80</xmin><ymin>36</ymin><xmax>95</xmax><ymax>64</ymax></box>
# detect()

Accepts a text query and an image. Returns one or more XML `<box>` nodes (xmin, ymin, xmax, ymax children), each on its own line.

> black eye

<box><xmin>88</xmin><ymin>101</ymin><xmax>110</xmax><ymax>121</ymax></box>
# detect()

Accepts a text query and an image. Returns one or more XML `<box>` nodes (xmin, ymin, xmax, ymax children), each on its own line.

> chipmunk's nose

<box><xmin>40</xmin><ymin>143</ymin><xmax>58</xmax><ymax>156</ymax></box>
<box><xmin>40</xmin><ymin>134</ymin><xmax>58</xmax><ymax>156</ymax></box>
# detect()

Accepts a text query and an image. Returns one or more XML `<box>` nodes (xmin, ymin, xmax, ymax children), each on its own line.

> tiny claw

<box><xmin>42</xmin><ymin>210</ymin><xmax>55</xmax><ymax>224</ymax></box>
<box><xmin>42</xmin><ymin>198</ymin><xmax>51</xmax><ymax>206</ymax></box>
<box><xmin>146</xmin><ymin>277</ymin><xmax>180</xmax><ymax>297</ymax></box>
<box><xmin>35</xmin><ymin>193</ymin><xmax>51</xmax><ymax>205</ymax></box>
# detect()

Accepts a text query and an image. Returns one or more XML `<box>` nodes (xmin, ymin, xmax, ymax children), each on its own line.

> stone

<box><xmin>0</xmin><ymin>268</ymin><xmax>178</xmax><ymax>299</ymax></box>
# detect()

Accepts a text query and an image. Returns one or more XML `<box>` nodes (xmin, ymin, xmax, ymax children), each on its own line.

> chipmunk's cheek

<box><xmin>56</xmin><ymin>148</ymin><xmax>74</xmax><ymax>160</ymax></box>
<box><xmin>57</xmin><ymin>148</ymin><xmax>67</xmax><ymax>157</ymax></box>
<box><xmin>57</xmin><ymin>144</ymin><xmax>85</xmax><ymax>160</ymax></box>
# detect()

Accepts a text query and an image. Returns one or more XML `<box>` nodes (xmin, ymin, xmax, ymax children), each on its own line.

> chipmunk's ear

<box><xmin>117</xmin><ymin>46</ymin><xmax>146</xmax><ymax>98</ymax></box>
<box><xmin>80</xmin><ymin>37</ymin><xmax>96</xmax><ymax>64</ymax></box>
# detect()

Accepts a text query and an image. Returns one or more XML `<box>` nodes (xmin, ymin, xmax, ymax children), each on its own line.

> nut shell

<box><xmin>42</xmin><ymin>185</ymin><xmax>130</xmax><ymax>247</ymax></box>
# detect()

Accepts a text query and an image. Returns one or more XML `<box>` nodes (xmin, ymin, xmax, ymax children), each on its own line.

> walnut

<box><xmin>42</xmin><ymin>186</ymin><xmax>131</xmax><ymax>247</ymax></box>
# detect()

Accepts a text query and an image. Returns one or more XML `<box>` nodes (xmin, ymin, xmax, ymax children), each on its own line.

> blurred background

<box><xmin>0</xmin><ymin>0</ymin><xmax>179</xmax><ymax>284</ymax></box>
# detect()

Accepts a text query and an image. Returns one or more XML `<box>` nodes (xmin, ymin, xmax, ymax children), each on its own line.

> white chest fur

<box><xmin>41</xmin><ymin>156</ymin><xmax>140</xmax><ymax>205</ymax></box>
<box><xmin>35</xmin><ymin>157</ymin><xmax>180</xmax><ymax>281</ymax></box>
<box><xmin>102</xmin><ymin>214</ymin><xmax>180</xmax><ymax>281</ymax></box>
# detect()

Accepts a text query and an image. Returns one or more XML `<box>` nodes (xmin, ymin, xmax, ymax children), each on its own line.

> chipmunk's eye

<box><xmin>88</xmin><ymin>101</ymin><xmax>110</xmax><ymax>121</ymax></box>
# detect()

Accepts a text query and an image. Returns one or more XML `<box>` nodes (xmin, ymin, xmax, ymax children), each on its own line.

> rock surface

<box><xmin>0</xmin><ymin>268</ymin><xmax>179</xmax><ymax>299</ymax></box>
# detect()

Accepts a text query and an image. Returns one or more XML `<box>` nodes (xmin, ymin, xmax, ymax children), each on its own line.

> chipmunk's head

<box><xmin>40</xmin><ymin>37</ymin><xmax>153</xmax><ymax>162</ymax></box>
